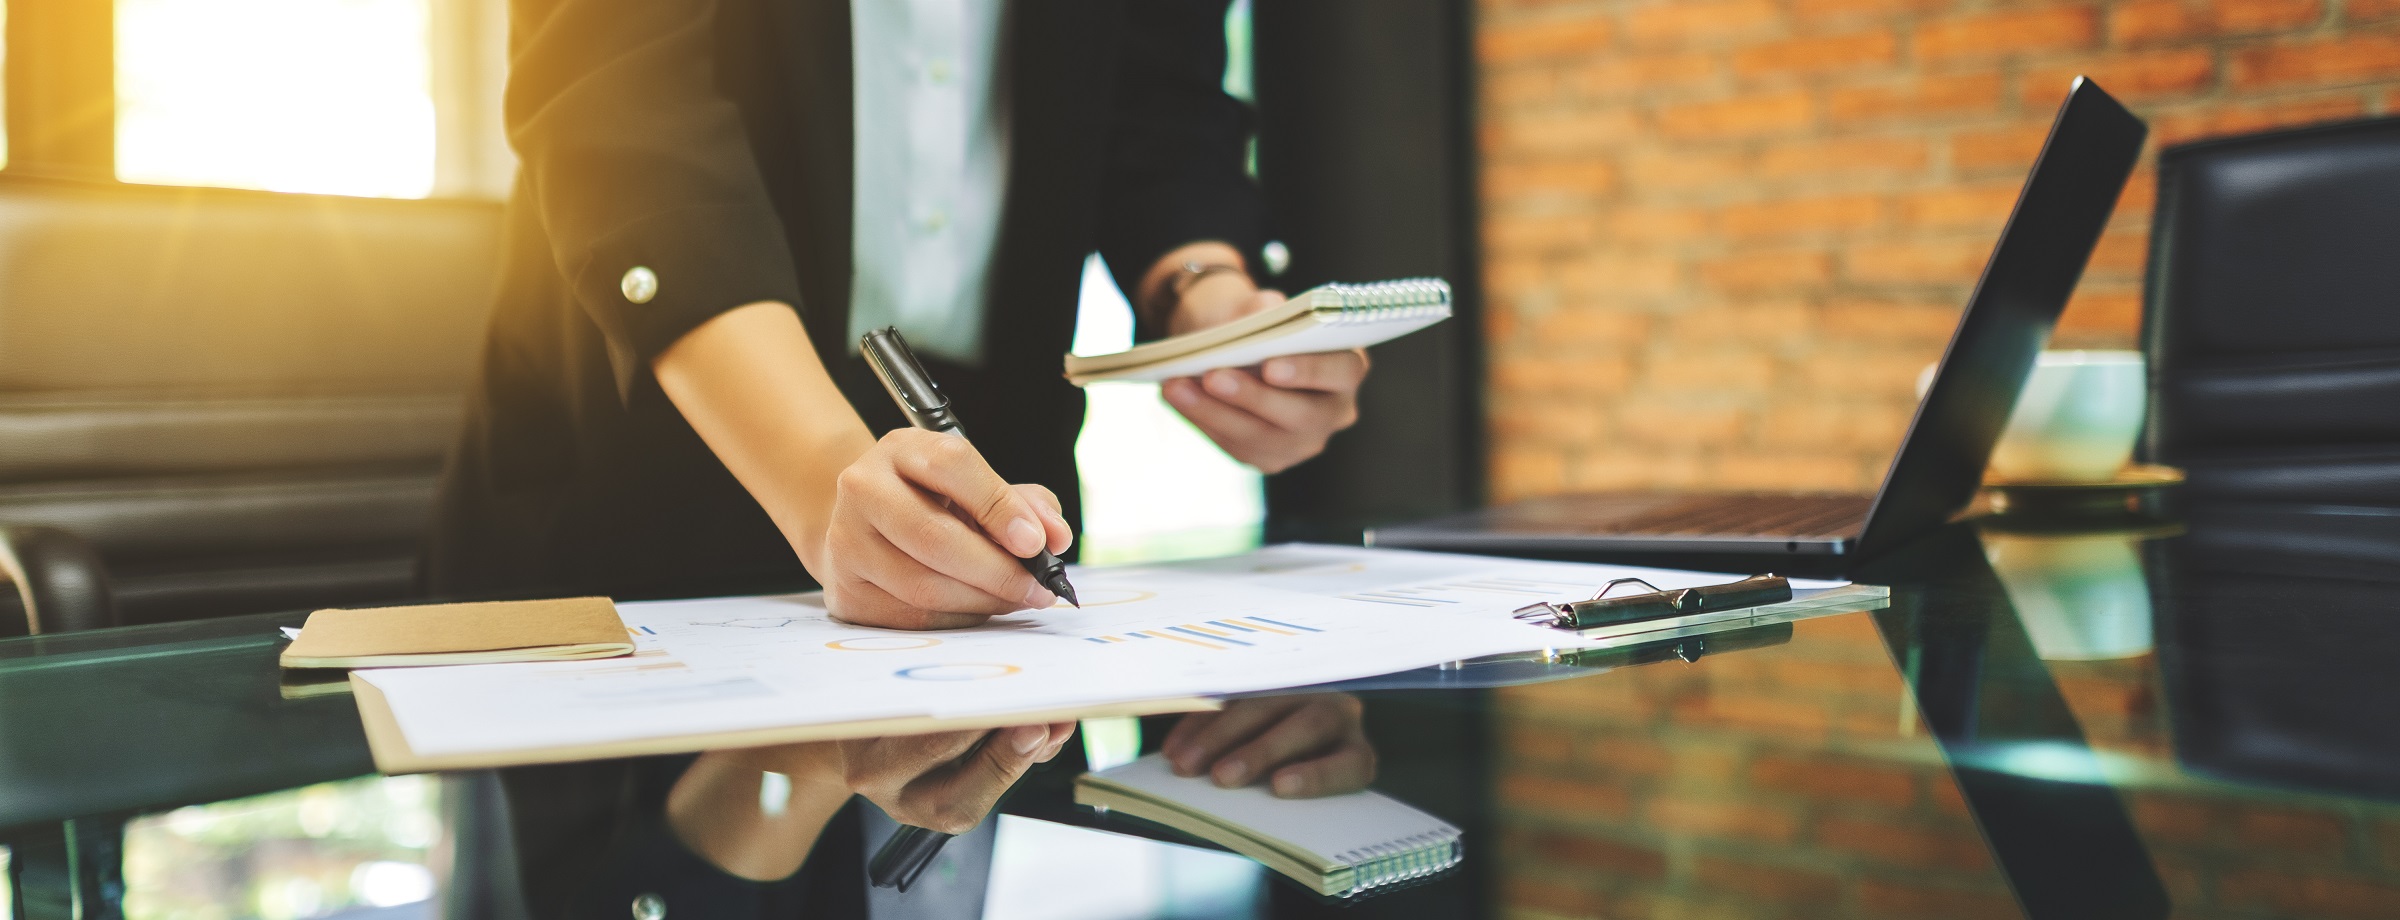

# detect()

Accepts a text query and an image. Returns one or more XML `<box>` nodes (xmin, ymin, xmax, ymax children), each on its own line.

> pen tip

<box><xmin>1056</xmin><ymin>582</ymin><xmax>1080</xmax><ymax>608</ymax></box>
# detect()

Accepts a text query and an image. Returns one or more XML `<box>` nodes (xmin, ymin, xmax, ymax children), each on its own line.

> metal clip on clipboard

<box><xmin>1513</xmin><ymin>575</ymin><xmax>1794</xmax><ymax>631</ymax></box>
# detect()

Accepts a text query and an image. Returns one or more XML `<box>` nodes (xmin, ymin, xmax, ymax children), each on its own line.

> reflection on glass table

<box><xmin>9</xmin><ymin>511</ymin><xmax>2400</xmax><ymax>919</ymax></box>
<box><xmin>985</xmin><ymin>816</ymin><xmax>1264</xmax><ymax>920</ymax></box>
<box><xmin>123</xmin><ymin>776</ymin><xmax>440</xmax><ymax>920</ymax></box>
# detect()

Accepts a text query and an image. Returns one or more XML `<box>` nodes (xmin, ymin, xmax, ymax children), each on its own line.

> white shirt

<box><xmin>846</xmin><ymin>0</ymin><xmax>1011</xmax><ymax>365</ymax></box>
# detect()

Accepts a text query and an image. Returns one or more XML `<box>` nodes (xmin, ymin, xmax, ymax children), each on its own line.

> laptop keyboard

<box><xmin>1501</xmin><ymin>494</ymin><xmax>1871</xmax><ymax>539</ymax></box>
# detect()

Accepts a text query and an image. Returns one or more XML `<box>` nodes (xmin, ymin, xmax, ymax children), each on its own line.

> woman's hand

<box><xmin>652</xmin><ymin>304</ymin><xmax>1071</xmax><ymax>630</ymax></box>
<box><xmin>1161</xmin><ymin>286</ymin><xmax>1370</xmax><ymax>474</ymax></box>
<box><xmin>1143</xmin><ymin>245</ymin><xmax>1370</xmax><ymax>475</ymax></box>
<box><xmin>761</xmin><ymin>721</ymin><xmax>1078</xmax><ymax>832</ymax></box>
<box><xmin>670</xmin><ymin>722</ymin><xmax>1077</xmax><ymax>880</ymax></box>
<box><xmin>820</xmin><ymin>429</ymin><xmax>1075</xmax><ymax>629</ymax></box>
<box><xmin>1160</xmin><ymin>694</ymin><xmax>1376</xmax><ymax>798</ymax></box>
<box><xmin>853</xmin><ymin>722</ymin><xmax>1078</xmax><ymax>830</ymax></box>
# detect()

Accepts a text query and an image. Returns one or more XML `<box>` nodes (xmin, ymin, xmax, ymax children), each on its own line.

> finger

<box><xmin>833</xmin><ymin>528</ymin><xmax>1030</xmax><ymax>625</ymax></box>
<box><xmin>1201</xmin><ymin>368</ymin><xmax>1357</xmax><ymax>435</ymax></box>
<box><xmin>1268</xmin><ymin>742</ymin><xmax>1377</xmax><ymax>798</ymax></box>
<box><xmin>1159</xmin><ymin>709</ymin><xmax>1222</xmax><ymax>759</ymax></box>
<box><xmin>1037</xmin><ymin>721</ymin><xmax>1077</xmax><ymax>762</ymax></box>
<box><xmin>900</xmin><ymin>724</ymin><xmax>1048</xmax><ymax>834</ymax></box>
<box><xmin>1162</xmin><ymin>377</ymin><xmax>1336</xmax><ymax>475</ymax></box>
<box><xmin>1161</xmin><ymin>697</ymin><xmax>1304</xmax><ymax>777</ymax></box>
<box><xmin>827</xmin><ymin>578</ymin><xmax>998</xmax><ymax>630</ymax></box>
<box><xmin>884</xmin><ymin>430</ymin><xmax>1051</xmax><ymax>558</ymax></box>
<box><xmin>1209</xmin><ymin>699</ymin><xmax>1357</xmax><ymax>788</ymax></box>
<box><xmin>1164</xmin><ymin>377</ymin><xmax>1326</xmax><ymax>474</ymax></box>
<box><xmin>1162</xmin><ymin>377</ymin><xmax>1281</xmax><ymax>450</ymax></box>
<box><xmin>855</xmin><ymin>471</ymin><xmax>1055</xmax><ymax>611</ymax></box>
<box><xmin>1258</xmin><ymin>349</ymin><xmax>1369</xmax><ymax>394</ymax></box>
<box><xmin>1013</xmin><ymin>483</ymin><xmax>1074</xmax><ymax>555</ymax></box>
<box><xmin>844</xmin><ymin>729</ymin><xmax>990</xmax><ymax>796</ymax></box>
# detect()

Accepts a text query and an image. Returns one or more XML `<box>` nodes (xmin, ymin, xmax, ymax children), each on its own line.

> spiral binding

<box><xmin>1309</xmin><ymin>278</ymin><xmax>1453</xmax><ymax>325</ymax></box>
<box><xmin>1330</xmin><ymin>826</ymin><xmax>1464</xmax><ymax>898</ymax></box>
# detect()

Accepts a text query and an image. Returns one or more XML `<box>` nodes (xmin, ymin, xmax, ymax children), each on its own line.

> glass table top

<box><xmin>4</xmin><ymin>503</ymin><xmax>2397</xmax><ymax>919</ymax></box>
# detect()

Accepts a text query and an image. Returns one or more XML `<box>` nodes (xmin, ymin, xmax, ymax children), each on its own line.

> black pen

<box><xmin>859</xmin><ymin>327</ymin><xmax>1079</xmax><ymax>607</ymax></box>
<box><xmin>858</xmin><ymin>327</ymin><xmax>1078</xmax><ymax>893</ymax></box>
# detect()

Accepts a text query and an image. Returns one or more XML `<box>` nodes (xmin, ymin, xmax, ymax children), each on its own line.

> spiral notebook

<box><xmin>1075</xmin><ymin>753</ymin><xmax>1462</xmax><ymax>897</ymax></box>
<box><xmin>1065</xmin><ymin>278</ymin><xmax>1451</xmax><ymax>385</ymax></box>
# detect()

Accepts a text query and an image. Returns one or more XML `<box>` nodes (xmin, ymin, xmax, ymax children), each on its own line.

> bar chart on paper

<box><xmin>1082</xmin><ymin>615</ymin><xmax>1324</xmax><ymax>649</ymax></box>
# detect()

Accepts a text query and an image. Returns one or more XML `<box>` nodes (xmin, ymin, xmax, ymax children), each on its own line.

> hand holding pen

<box><xmin>673</xmin><ymin>722</ymin><xmax>1074</xmax><ymax>886</ymax></box>
<box><xmin>856</xmin><ymin>326</ymin><xmax>1080</xmax><ymax>890</ymax></box>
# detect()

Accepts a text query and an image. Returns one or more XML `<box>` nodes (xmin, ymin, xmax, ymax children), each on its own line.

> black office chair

<box><xmin>2141</xmin><ymin>116</ymin><xmax>2400</xmax><ymax>505</ymax></box>
<box><xmin>0</xmin><ymin>524</ymin><xmax>116</xmax><ymax>634</ymax></box>
<box><xmin>2149</xmin><ymin>503</ymin><xmax>2400</xmax><ymax>800</ymax></box>
<box><xmin>0</xmin><ymin>179</ymin><xmax>501</xmax><ymax>633</ymax></box>
<box><xmin>0</xmin><ymin>178</ymin><xmax>529</xmax><ymax>920</ymax></box>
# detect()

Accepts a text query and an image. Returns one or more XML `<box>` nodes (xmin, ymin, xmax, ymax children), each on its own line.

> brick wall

<box><xmin>1476</xmin><ymin>0</ymin><xmax>2400</xmax><ymax>499</ymax></box>
<box><xmin>1492</xmin><ymin>613</ymin><xmax>2400</xmax><ymax>919</ymax></box>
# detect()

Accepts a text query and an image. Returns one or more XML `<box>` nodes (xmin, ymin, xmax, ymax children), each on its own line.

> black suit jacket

<box><xmin>429</xmin><ymin>0</ymin><xmax>1265</xmax><ymax>603</ymax></box>
<box><xmin>428</xmin><ymin>2</ymin><xmax>1264</xmax><ymax>916</ymax></box>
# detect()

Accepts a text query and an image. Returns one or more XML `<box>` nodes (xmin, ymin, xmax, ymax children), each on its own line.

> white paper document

<box><xmin>359</xmin><ymin>545</ymin><xmax>1846</xmax><ymax>759</ymax></box>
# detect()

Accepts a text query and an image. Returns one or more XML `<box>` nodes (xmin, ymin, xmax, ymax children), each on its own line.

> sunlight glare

<box><xmin>116</xmin><ymin>0</ymin><xmax>435</xmax><ymax>198</ymax></box>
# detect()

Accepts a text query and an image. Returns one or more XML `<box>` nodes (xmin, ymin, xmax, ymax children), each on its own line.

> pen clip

<box><xmin>860</xmin><ymin>327</ymin><xmax>963</xmax><ymax>435</ymax></box>
<box><xmin>1513</xmin><ymin>575</ymin><xmax>1794</xmax><ymax>630</ymax></box>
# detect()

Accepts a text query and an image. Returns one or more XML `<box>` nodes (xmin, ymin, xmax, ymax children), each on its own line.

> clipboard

<box><xmin>349</xmin><ymin>676</ymin><xmax>1216</xmax><ymax>774</ymax></box>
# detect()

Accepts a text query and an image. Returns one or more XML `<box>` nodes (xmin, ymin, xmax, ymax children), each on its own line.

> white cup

<box><xmin>1983</xmin><ymin>531</ymin><xmax>2154</xmax><ymax>660</ymax></box>
<box><xmin>1988</xmin><ymin>350</ymin><xmax>2147</xmax><ymax>484</ymax></box>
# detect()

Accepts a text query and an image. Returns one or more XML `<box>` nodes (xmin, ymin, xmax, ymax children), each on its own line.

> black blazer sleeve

<box><xmin>1095</xmin><ymin>0</ymin><xmax>1271</xmax><ymax>337</ymax></box>
<box><xmin>506</xmin><ymin>0</ymin><xmax>809</xmax><ymax>398</ymax></box>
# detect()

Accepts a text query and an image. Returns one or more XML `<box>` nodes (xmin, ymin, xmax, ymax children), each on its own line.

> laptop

<box><xmin>1371</xmin><ymin>79</ymin><xmax>2148</xmax><ymax>566</ymax></box>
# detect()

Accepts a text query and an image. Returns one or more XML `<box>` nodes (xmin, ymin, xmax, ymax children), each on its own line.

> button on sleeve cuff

<box><xmin>572</xmin><ymin>205</ymin><xmax>806</xmax><ymax>400</ymax></box>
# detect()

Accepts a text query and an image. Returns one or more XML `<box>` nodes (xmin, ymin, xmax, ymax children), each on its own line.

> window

<box><xmin>1072</xmin><ymin>256</ymin><xmax>1267</xmax><ymax>565</ymax></box>
<box><xmin>0</xmin><ymin>0</ymin><xmax>9</xmax><ymax>170</ymax></box>
<box><xmin>115</xmin><ymin>0</ymin><xmax>437</xmax><ymax>197</ymax></box>
<box><xmin>105</xmin><ymin>0</ymin><xmax>509</xmax><ymax>199</ymax></box>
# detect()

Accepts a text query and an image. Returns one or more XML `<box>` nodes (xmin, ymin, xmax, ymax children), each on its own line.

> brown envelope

<box><xmin>280</xmin><ymin>596</ymin><xmax>632</xmax><ymax>669</ymax></box>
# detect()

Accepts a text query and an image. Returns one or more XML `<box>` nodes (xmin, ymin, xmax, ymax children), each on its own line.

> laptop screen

<box><xmin>1851</xmin><ymin>79</ymin><xmax>2148</xmax><ymax>561</ymax></box>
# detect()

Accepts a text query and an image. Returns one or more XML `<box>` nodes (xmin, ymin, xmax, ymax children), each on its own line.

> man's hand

<box><xmin>1160</xmin><ymin>694</ymin><xmax>1376</xmax><ymax>798</ymax></box>
<box><xmin>822</xmin><ymin>429</ymin><xmax>1075</xmax><ymax>629</ymax></box>
<box><xmin>1145</xmin><ymin>247</ymin><xmax>1370</xmax><ymax>475</ymax></box>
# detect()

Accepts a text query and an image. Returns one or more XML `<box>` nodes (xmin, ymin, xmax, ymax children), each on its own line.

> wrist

<box><xmin>1139</xmin><ymin>242</ymin><xmax>1250</xmax><ymax>330</ymax></box>
<box><xmin>667</xmin><ymin>749</ymin><xmax>853</xmax><ymax>881</ymax></box>
<box><xmin>1151</xmin><ymin>262</ymin><xmax>1250</xmax><ymax>329</ymax></box>
<box><xmin>1165</xmin><ymin>271</ymin><xmax>1259</xmax><ymax>336</ymax></box>
<box><xmin>776</xmin><ymin>439</ymin><xmax>871</xmax><ymax>578</ymax></box>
